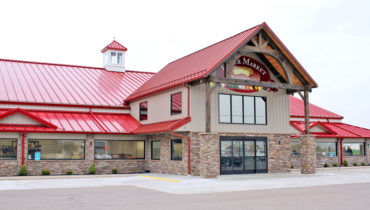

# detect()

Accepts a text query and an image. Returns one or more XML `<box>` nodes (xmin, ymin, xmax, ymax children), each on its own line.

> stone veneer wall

<box><xmin>145</xmin><ymin>133</ymin><xmax>199</xmax><ymax>176</ymax></box>
<box><xmin>300</xmin><ymin>135</ymin><xmax>316</xmax><ymax>174</ymax></box>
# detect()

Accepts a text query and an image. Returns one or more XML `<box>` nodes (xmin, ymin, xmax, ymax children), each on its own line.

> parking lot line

<box><xmin>138</xmin><ymin>175</ymin><xmax>179</xmax><ymax>182</ymax></box>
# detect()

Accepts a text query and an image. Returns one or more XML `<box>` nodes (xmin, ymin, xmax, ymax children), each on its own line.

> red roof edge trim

<box><xmin>261</xmin><ymin>23</ymin><xmax>318</xmax><ymax>88</ymax></box>
<box><xmin>133</xmin><ymin>117</ymin><xmax>191</xmax><ymax>134</ymax></box>
<box><xmin>290</xmin><ymin>121</ymin><xmax>305</xmax><ymax>134</ymax></box>
<box><xmin>313</xmin><ymin>121</ymin><xmax>337</xmax><ymax>135</ymax></box>
<box><xmin>290</xmin><ymin>115</ymin><xmax>344</xmax><ymax>120</ymax></box>
<box><xmin>0</xmin><ymin>108</ymin><xmax>58</xmax><ymax>129</ymax></box>
<box><xmin>126</xmin><ymin>73</ymin><xmax>205</xmax><ymax>102</ymax></box>
<box><xmin>0</xmin><ymin>101</ymin><xmax>130</xmax><ymax>110</ymax></box>
<box><xmin>204</xmin><ymin>24</ymin><xmax>264</xmax><ymax>77</ymax></box>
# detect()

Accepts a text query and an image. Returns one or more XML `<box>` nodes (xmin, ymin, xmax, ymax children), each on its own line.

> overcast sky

<box><xmin>0</xmin><ymin>0</ymin><xmax>369</xmax><ymax>128</ymax></box>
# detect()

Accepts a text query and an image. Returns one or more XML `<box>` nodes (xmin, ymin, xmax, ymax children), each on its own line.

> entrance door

<box><xmin>220</xmin><ymin>137</ymin><xmax>267</xmax><ymax>174</ymax></box>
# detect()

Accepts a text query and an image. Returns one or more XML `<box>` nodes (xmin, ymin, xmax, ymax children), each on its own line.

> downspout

<box><xmin>340</xmin><ymin>138</ymin><xmax>344</xmax><ymax>166</ymax></box>
<box><xmin>169</xmin><ymin>84</ymin><xmax>191</xmax><ymax>175</ymax></box>
<box><xmin>21</xmin><ymin>131</ymin><xmax>26</xmax><ymax>165</ymax></box>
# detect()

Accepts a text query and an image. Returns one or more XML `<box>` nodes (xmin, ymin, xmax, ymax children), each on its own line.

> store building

<box><xmin>289</xmin><ymin>96</ymin><xmax>370</xmax><ymax>168</ymax></box>
<box><xmin>0</xmin><ymin>22</ymin><xmax>366</xmax><ymax>177</ymax></box>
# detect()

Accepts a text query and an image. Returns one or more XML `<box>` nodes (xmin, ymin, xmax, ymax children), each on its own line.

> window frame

<box><xmin>170</xmin><ymin>92</ymin><xmax>182</xmax><ymax>115</ymax></box>
<box><xmin>94</xmin><ymin>140</ymin><xmax>145</xmax><ymax>160</ymax></box>
<box><xmin>139</xmin><ymin>101</ymin><xmax>148</xmax><ymax>121</ymax></box>
<box><xmin>218</xmin><ymin>93</ymin><xmax>267</xmax><ymax>125</ymax></box>
<box><xmin>151</xmin><ymin>141</ymin><xmax>160</xmax><ymax>160</ymax></box>
<box><xmin>0</xmin><ymin>138</ymin><xmax>17</xmax><ymax>160</ymax></box>
<box><xmin>27</xmin><ymin>139</ymin><xmax>86</xmax><ymax>160</ymax></box>
<box><xmin>171</xmin><ymin>139</ymin><xmax>182</xmax><ymax>161</ymax></box>
<box><xmin>342</xmin><ymin>142</ymin><xmax>366</xmax><ymax>156</ymax></box>
<box><xmin>316</xmin><ymin>142</ymin><xmax>337</xmax><ymax>157</ymax></box>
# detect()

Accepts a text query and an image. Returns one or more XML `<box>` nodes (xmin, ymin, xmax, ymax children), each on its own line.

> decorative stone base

<box><xmin>300</xmin><ymin>135</ymin><xmax>316</xmax><ymax>174</ymax></box>
<box><xmin>199</xmin><ymin>133</ymin><xmax>219</xmax><ymax>178</ymax></box>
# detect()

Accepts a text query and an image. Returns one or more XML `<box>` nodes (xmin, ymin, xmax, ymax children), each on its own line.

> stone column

<box><xmin>300</xmin><ymin>135</ymin><xmax>316</xmax><ymax>174</ymax></box>
<box><xmin>199</xmin><ymin>133</ymin><xmax>219</xmax><ymax>178</ymax></box>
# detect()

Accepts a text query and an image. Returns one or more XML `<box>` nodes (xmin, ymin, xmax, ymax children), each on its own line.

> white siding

<box><xmin>0</xmin><ymin>113</ymin><xmax>41</xmax><ymax>125</ymax></box>
<box><xmin>211</xmin><ymin>87</ymin><xmax>291</xmax><ymax>134</ymax></box>
<box><xmin>130</xmin><ymin>86</ymin><xmax>188</xmax><ymax>124</ymax></box>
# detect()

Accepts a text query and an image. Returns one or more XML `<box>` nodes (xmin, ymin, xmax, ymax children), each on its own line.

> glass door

<box><xmin>244</xmin><ymin>140</ymin><xmax>255</xmax><ymax>173</ymax></box>
<box><xmin>220</xmin><ymin>137</ymin><xmax>268</xmax><ymax>174</ymax></box>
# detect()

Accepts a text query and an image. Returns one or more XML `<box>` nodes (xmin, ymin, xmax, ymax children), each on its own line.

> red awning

<box><xmin>291</xmin><ymin>121</ymin><xmax>370</xmax><ymax>138</ymax></box>
<box><xmin>0</xmin><ymin>109</ymin><xmax>140</xmax><ymax>134</ymax></box>
<box><xmin>133</xmin><ymin>118</ymin><xmax>191</xmax><ymax>134</ymax></box>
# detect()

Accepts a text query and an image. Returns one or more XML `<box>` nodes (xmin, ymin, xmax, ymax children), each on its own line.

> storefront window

<box><xmin>291</xmin><ymin>141</ymin><xmax>300</xmax><ymax>157</ymax></box>
<box><xmin>151</xmin><ymin>141</ymin><xmax>160</xmax><ymax>160</ymax></box>
<box><xmin>0</xmin><ymin>139</ymin><xmax>17</xmax><ymax>160</ymax></box>
<box><xmin>28</xmin><ymin>140</ymin><xmax>85</xmax><ymax>160</ymax></box>
<box><xmin>94</xmin><ymin>140</ymin><xmax>144</xmax><ymax>160</ymax></box>
<box><xmin>171</xmin><ymin>139</ymin><xmax>182</xmax><ymax>160</ymax></box>
<box><xmin>316</xmin><ymin>142</ymin><xmax>336</xmax><ymax>157</ymax></box>
<box><xmin>219</xmin><ymin>94</ymin><xmax>267</xmax><ymax>125</ymax></box>
<box><xmin>343</xmin><ymin>143</ymin><xmax>365</xmax><ymax>156</ymax></box>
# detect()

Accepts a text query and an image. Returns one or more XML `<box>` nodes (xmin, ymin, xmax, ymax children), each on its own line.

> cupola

<box><xmin>101</xmin><ymin>40</ymin><xmax>127</xmax><ymax>72</ymax></box>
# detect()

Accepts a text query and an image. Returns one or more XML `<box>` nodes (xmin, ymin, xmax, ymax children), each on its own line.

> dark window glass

<box><xmin>140</xmin><ymin>102</ymin><xmax>148</xmax><ymax>121</ymax></box>
<box><xmin>171</xmin><ymin>92</ymin><xmax>182</xmax><ymax>115</ymax></box>
<box><xmin>171</xmin><ymin>139</ymin><xmax>182</xmax><ymax>160</ymax></box>
<box><xmin>316</xmin><ymin>142</ymin><xmax>336</xmax><ymax>157</ymax></box>
<box><xmin>219</xmin><ymin>94</ymin><xmax>267</xmax><ymax>125</ymax></box>
<box><xmin>151</xmin><ymin>141</ymin><xmax>160</xmax><ymax>160</ymax></box>
<box><xmin>291</xmin><ymin>141</ymin><xmax>300</xmax><ymax>157</ymax></box>
<box><xmin>219</xmin><ymin>94</ymin><xmax>231</xmax><ymax>123</ymax></box>
<box><xmin>94</xmin><ymin>140</ymin><xmax>145</xmax><ymax>160</ymax></box>
<box><xmin>28</xmin><ymin>140</ymin><xmax>85</xmax><ymax>160</ymax></box>
<box><xmin>0</xmin><ymin>139</ymin><xmax>17</xmax><ymax>160</ymax></box>
<box><xmin>343</xmin><ymin>143</ymin><xmax>365</xmax><ymax>156</ymax></box>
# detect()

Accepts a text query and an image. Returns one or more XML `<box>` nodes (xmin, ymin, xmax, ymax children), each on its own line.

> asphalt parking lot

<box><xmin>0</xmin><ymin>168</ymin><xmax>369</xmax><ymax>210</ymax></box>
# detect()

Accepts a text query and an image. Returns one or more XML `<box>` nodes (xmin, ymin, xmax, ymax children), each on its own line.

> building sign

<box><xmin>223</xmin><ymin>56</ymin><xmax>277</xmax><ymax>93</ymax></box>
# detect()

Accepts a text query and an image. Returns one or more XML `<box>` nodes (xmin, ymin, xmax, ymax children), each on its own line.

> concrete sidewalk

<box><xmin>0</xmin><ymin>168</ymin><xmax>369</xmax><ymax>194</ymax></box>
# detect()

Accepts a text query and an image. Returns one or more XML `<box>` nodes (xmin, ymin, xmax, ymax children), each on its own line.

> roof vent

<box><xmin>101</xmin><ymin>40</ymin><xmax>127</xmax><ymax>72</ymax></box>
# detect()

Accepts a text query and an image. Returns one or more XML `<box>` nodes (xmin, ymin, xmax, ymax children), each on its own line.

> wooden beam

<box><xmin>205</xmin><ymin>81</ymin><xmax>211</xmax><ymax>132</ymax></box>
<box><xmin>304</xmin><ymin>90</ymin><xmax>310</xmax><ymax>135</ymax></box>
<box><xmin>210</xmin><ymin>76</ymin><xmax>310</xmax><ymax>91</ymax></box>
<box><xmin>297</xmin><ymin>91</ymin><xmax>304</xmax><ymax>99</ymax></box>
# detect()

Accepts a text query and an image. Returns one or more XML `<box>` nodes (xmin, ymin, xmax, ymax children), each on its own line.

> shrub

<box><xmin>18</xmin><ymin>165</ymin><xmax>28</xmax><ymax>176</ymax></box>
<box><xmin>353</xmin><ymin>162</ymin><xmax>358</xmax><ymax>166</ymax></box>
<box><xmin>112</xmin><ymin>168</ymin><xmax>118</xmax><ymax>174</ymax></box>
<box><xmin>343</xmin><ymin>159</ymin><xmax>348</xmax><ymax>167</ymax></box>
<box><xmin>89</xmin><ymin>164</ymin><xmax>96</xmax><ymax>174</ymax></box>
<box><xmin>290</xmin><ymin>164</ymin><xmax>294</xmax><ymax>169</ymax></box>
<box><xmin>324</xmin><ymin>163</ymin><xmax>329</xmax><ymax>167</ymax></box>
<box><xmin>332</xmin><ymin>162</ymin><xmax>338</xmax><ymax>167</ymax></box>
<box><xmin>42</xmin><ymin>169</ymin><xmax>50</xmax><ymax>175</ymax></box>
<box><xmin>66</xmin><ymin>170</ymin><xmax>73</xmax><ymax>175</ymax></box>
<box><xmin>361</xmin><ymin>162</ymin><xmax>366</xmax><ymax>166</ymax></box>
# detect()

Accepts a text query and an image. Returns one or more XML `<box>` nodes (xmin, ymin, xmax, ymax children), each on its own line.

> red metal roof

<box><xmin>125</xmin><ymin>22</ymin><xmax>318</xmax><ymax>102</ymax></box>
<box><xmin>101</xmin><ymin>40</ymin><xmax>128</xmax><ymax>52</ymax></box>
<box><xmin>0</xmin><ymin>59</ymin><xmax>154</xmax><ymax>107</ymax></box>
<box><xmin>289</xmin><ymin>96</ymin><xmax>343</xmax><ymax>119</ymax></box>
<box><xmin>0</xmin><ymin>109</ymin><xmax>140</xmax><ymax>134</ymax></box>
<box><xmin>125</xmin><ymin>24</ymin><xmax>263</xmax><ymax>101</ymax></box>
<box><xmin>133</xmin><ymin>117</ymin><xmax>191</xmax><ymax>134</ymax></box>
<box><xmin>290</xmin><ymin>121</ymin><xmax>370</xmax><ymax>138</ymax></box>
